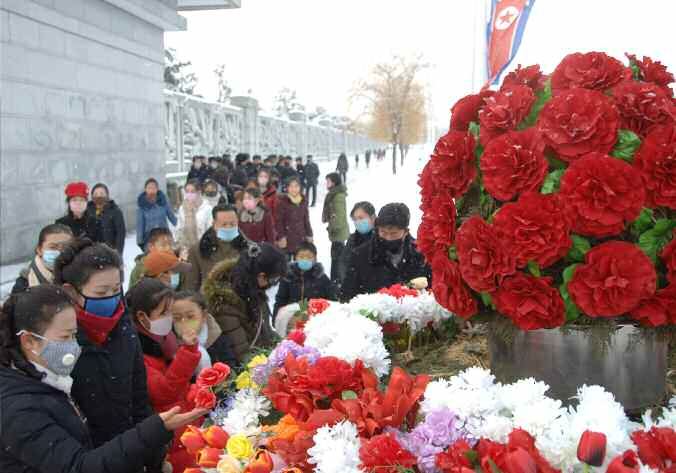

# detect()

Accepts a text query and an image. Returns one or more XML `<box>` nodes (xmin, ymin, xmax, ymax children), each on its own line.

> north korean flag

<box><xmin>487</xmin><ymin>0</ymin><xmax>536</xmax><ymax>84</ymax></box>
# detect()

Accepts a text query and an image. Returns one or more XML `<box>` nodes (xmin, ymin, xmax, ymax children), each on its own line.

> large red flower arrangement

<box><xmin>421</xmin><ymin>51</ymin><xmax>676</xmax><ymax>330</ymax></box>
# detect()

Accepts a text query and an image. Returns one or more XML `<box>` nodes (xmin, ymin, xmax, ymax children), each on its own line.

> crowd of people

<box><xmin>0</xmin><ymin>148</ymin><xmax>429</xmax><ymax>473</ymax></box>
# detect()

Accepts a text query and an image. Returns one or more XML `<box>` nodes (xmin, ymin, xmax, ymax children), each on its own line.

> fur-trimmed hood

<box><xmin>202</xmin><ymin>257</ymin><xmax>247</xmax><ymax>318</ymax></box>
<box><xmin>137</xmin><ymin>190</ymin><xmax>168</xmax><ymax>209</ymax></box>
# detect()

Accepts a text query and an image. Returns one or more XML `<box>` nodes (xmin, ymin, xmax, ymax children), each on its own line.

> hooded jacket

<box><xmin>0</xmin><ymin>365</ymin><xmax>172</xmax><ymax>473</ymax></box>
<box><xmin>340</xmin><ymin>234</ymin><xmax>431</xmax><ymax>302</ymax></box>
<box><xmin>275</xmin><ymin>194</ymin><xmax>313</xmax><ymax>253</ymax></box>
<box><xmin>322</xmin><ymin>184</ymin><xmax>349</xmax><ymax>242</ymax></box>
<box><xmin>183</xmin><ymin>230</ymin><xmax>249</xmax><ymax>292</ymax></box>
<box><xmin>87</xmin><ymin>199</ymin><xmax>126</xmax><ymax>255</ymax></box>
<box><xmin>273</xmin><ymin>262</ymin><xmax>336</xmax><ymax>317</ymax></box>
<box><xmin>136</xmin><ymin>191</ymin><xmax>177</xmax><ymax>248</ymax></box>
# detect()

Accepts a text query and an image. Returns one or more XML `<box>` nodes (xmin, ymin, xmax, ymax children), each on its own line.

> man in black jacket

<box><xmin>304</xmin><ymin>155</ymin><xmax>320</xmax><ymax>207</ymax></box>
<box><xmin>340</xmin><ymin>203</ymin><xmax>431</xmax><ymax>302</ymax></box>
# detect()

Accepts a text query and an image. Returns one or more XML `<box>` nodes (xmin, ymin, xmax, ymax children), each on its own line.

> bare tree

<box><xmin>352</xmin><ymin>54</ymin><xmax>428</xmax><ymax>174</ymax></box>
<box><xmin>214</xmin><ymin>64</ymin><xmax>232</xmax><ymax>103</ymax></box>
<box><xmin>273</xmin><ymin>87</ymin><xmax>306</xmax><ymax>117</ymax></box>
<box><xmin>164</xmin><ymin>48</ymin><xmax>198</xmax><ymax>95</ymax></box>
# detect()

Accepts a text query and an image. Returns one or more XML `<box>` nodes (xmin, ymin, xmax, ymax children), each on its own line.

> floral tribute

<box><xmin>419</xmin><ymin>51</ymin><xmax>676</xmax><ymax>330</ymax></box>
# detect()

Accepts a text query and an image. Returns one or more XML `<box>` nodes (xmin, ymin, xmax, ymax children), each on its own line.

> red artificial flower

<box><xmin>663</xmin><ymin>237</ymin><xmax>676</xmax><ymax>283</ymax></box>
<box><xmin>419</xmin><ymin>159</ymin><xmax>439</xmax><ymax>211</ymax></box>
<box><xmin>359</xmin><ymin>433</ymin><xmax>417</xmax><ymax>473</ymax></box>
<box><xmin>196</xmin><ymin>363</ymin><xmax>230</xmax><ymax>388</ymax></box>
<box><xmin>607</xmin><ymin>450</ymin><xmax>641</xmax><ymax>473</ymax></box>
<box><xmin>626</xmin><ymin>53</ymin><xmax>675</xmax><ymax>96</ymax></box>
<box><xmin>577</xmin><ymin>430</ymin><xmax>607</xmax><ymax>467</ymax></box>
<box><xmin>196</xmin><ymin>447</ymin><xmax>222</xmax><ymax>468</ymax></box>
<box><xmin>568</xmin><ymin>241</ymin><xmax>657</xmax><ymax>317</ymax></box>
<box><xmin>436</xmin><ymin>439</ymin><xmax>475</xmax><ymax>472</ymax></box>
<box><xmin>431</xmin><ymin>252</ymin><xmax>478</xmax><ymax>319</ymax></box>
<box><xmin>418</xmin><ymin>193</ymin><xmax>456</xmax><ymax>261</ymax></box>
<box><xmin>633</xmin><ymin>123</ymin><xmax>676</xmax><ymax>209</ymax></box>
<box><xmin>493</xmin><ymin>192</ymin><xmax>572</xmax><ymax>268</ymax></box>
<box><xmin>476</xmin><ymin>439</ymin><xmax>509</xmax><ymax>472</ymax></box>
<box><xmin>507</xmin><ymin>429</ymin><xmax>559</xmax><ymax>473</ymax></box>
<box><xmin>630</xmin><ymin>426</ymin><xmax>676</xmax><ymax>469</ymax></box>
<box><xmin>307</xmin><ymin>299</ymin><xmax>330</xmax><ymax>315</ymax></box>
<box><xmin>611</xmin><ymin>80</ymin><xmax>676</xmax><ymax>138</ymax></box>
<box><xmin>449</xmin><ymin>89</ymin><xmax>496</xmax><ymax>131</ymax></box>
<box><xmin>560</xmin><ymin>152</ymin><xmax>645</xmax><ymax>237</ymax></box>
<box><xmin>502</xmin><ymin>448</ymin><xmax>537</xmax><ymax>473</ymax></box>
<box><xmin>378</xmin><ymin>284</ymin><xmax>419</xmax><ymax>299</ymax></box>
<box><xmin>268</xmin><ymin>427</ymin><xmax>316</xmax><ymax>471</ymax></box>
<box><xmin>493</xmin><ymin>273</ymin><xmax>566</xmax><ymax>331</ymax></box>
<box><xmin>537</xmin><ymin>88</ymin><xmax>619</xmax><ymax>162</ymax></box>
<box><xmin>456</xmin><ymin>216</ymin><xmax>516</xmax><ymax>293</ymax></box>
<box><xmin>429</xmin><ymin>131</ymin><xmax>477</xmax><ymax>199</ymax></box>
<box><xmin>180</xmin><ymin>425</ymin><xmax>207</xmax><ymax>454</ymax></box>
<box><xmin>286</xmin><ymin>329</ymin><xmax>306</xmax><ymax>346</ymax></box>
<box><xmin>502</xmin><ymin>64</ymin><xmax>548</xmax><ymax>92</ymax></box>
<box><xmin>192</xmin><ymin>387</ymin><xmax>217</xmax><ymax>409</ymax></box>
<box><xmin>480</xmin><ymin>128</ymin><xmax>548</xmax><ymax>202</ymax></box>
<box><xmin>478</xmin><ymin>85</ymin><xmax>536</xmax><ymax>145</ymax></box>
<box><xmin>630</xmin><ymin>284</ymin><xmax>676</xmax><ymax>327</ymax></box>
<box><xmin>550</xmin><ymin>52</ymin><xmax>630</xmax><ymax>93</ymax></box>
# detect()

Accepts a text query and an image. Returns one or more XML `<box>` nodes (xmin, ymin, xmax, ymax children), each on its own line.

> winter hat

<box><xmin>376</xmin><ymin>203</ymin><xmax>410</xmax><ymax>229</ymax></box>
<box><xmin>144</xmin><ymin>250</ymin><xmax>191</xmax><ymax>277</ymax></box>
<box><xmin>64</xmin><ymin>182</ymin><xmax>89</xmax><ymax>199</ymax></box>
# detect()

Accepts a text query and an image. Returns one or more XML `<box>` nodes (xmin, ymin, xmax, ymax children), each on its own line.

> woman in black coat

<box><xmin>339</xmin><ymin>201</ymin><xmax>377</xmax><ymax>285</ymax></box>
<box><xmin>0</xmin><ymin>285</ymin><xmax>205</xmax><ymax>473</ymax></box>
<box><xmin>89</xmin><ymin>183</ymin><xmax>126</xmax><ymax>255</ymax></box>
<box><xmin>56</xmin><ymin>182</ymin><xmax>96</xmax><ymax>240</ymax></box>
<box><xmin>53</xmin><ymin>239</ymin><xmax>170</xmax><ymax>472</ymax></box>
<box><xmin>273</xmin><ymin>242</ymin><xmax>337</xmax><ymax>318</ymax></box>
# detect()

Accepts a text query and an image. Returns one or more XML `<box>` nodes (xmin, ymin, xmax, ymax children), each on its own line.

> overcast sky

<box><xmin>165</xmin><ymin>0</ymin><xmax>676</xmax><ymax>127</ymax></box>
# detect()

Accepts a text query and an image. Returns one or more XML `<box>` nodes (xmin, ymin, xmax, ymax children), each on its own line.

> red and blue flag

<box><xmin>486</xmin><ymin>0</ymin><xmax>536</xmax><ymax>84</ymax></box>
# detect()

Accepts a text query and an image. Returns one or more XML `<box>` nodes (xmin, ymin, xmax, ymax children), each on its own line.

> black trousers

<box><xmin>339</xmin><ymin>171</ymin><xmax>347</xmax><ymax>184</ymax></box>
<box><xmin>306</xmin><ymin>183</ymin><xmax>317</xmax><ymax>206</ymax></box>
<box><xmin>330</xmin><ymin>241</ymin><xmax>345</xmax><ymax>283</ymax></box>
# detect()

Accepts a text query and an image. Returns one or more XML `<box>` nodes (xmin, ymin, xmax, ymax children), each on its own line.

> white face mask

<box><xmin>147</xmin><ymin>315</ymin><xmax>173</xmax><ymax>336</ymax></box>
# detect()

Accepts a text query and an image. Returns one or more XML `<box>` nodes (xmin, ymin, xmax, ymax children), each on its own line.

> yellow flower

<box><xmin>247</xmin><ymin>354</ymin><xmax>268</xmax><ymax>369</ymax></box>
<box><xmin>217</xmin><ymin>454</ymin><xmax>243</xmax><ymax>473</ymax></box>
<box><xmin>226</xmin><ymin>434</ymin><xmax>254</xmax><ymax>461</ymax></box>
<box><xmin>235</xmin><ymin>371</ymin><xmax>258</xmax><ymax>390</ymax></box>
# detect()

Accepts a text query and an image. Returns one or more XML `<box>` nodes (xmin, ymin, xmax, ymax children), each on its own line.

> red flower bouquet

<box><xmin>421</xmin><ymin>51</ymin><xmax>675</xmax><ymax>330</ymax></box>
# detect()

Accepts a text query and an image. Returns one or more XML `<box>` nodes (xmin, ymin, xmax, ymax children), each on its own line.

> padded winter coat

<box><xmin>87</xmin><ymin>199</ymin><xmax>126</xmax><ymax>255</ymax></box>
<box><xmin>322</xmin><ymin>184</ymin><xmax>349</xmax><ymax>242</ymax></box>
<box><xmin>174</xmin><ymin>199</ymin><xmax>214</xmax><ymax>250</ymax></box>
<box><xmin>136</xmin><ymin>190</ymin><xmax>177</xmax><ymax>249</ymax></box>
<box><xmin>273</xmin><ymin>263</ymin><xmax>336</xmax><ymax>317</ymax></box>
<box><xmin>275</xmin><ymin>194</ymin><xmax>313</xmax><ymax>254</ymax></box>
<box><xmin>183</xmin><ymin>230</ymin><xmax>249</xmax><ymax>292</ymax></box>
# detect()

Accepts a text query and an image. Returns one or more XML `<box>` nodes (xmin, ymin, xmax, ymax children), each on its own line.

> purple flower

<box><xmin>251</xmin><ymin>340</ymin><xmax>321</xmax><ymax>386</ymax></box>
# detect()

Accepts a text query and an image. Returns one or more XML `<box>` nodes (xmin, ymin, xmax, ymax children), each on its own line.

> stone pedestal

<box><xmin>230</xmin><ymin>96</ymin><xmax>259</xmax><ymax>155</ymax></box>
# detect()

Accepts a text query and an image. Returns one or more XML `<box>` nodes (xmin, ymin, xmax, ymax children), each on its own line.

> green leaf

<box><xmin>464</xmin><ymin>450</ymin><xmax>479</xmax><ymax>466</ymax></box>
<box><xmin>631</xmin><ymin>208</ymin><xmax>654</xmax><ymax>235</ymax></box>
<box><xmin>560</xmin><ymin>264</ymin><xmax>581</xmax><ymax>322</ymax></box>
<box><xmin>541</xmin><ymin>169</ymin><xmax>565</xmax><ymax>194</ymax></box>
<box><xmin>566</xmin><ymin>235</ymin><xmax>591</xmax><ymax>262</ymax></box>
<box><xmin>519</xmin><ymin>78</ymin><xmax>552</xmax><ymax>129</ymax></box>
<box><xmin>611</xmin><ymin>129</ymin><xmax>641</xmax><ymax>163</ymax></box>
<box><xmin>639</xmin><ymin>219</ymin><xmax>676</xmax><ymax>262</ymax></box>
<box><xmin>341</xmin><ymin>390</ymin><xmax>358</xmax><ymax>400</ymax></box>
<box><xmin>488</xmin><ymin>459</ymin><xmax>503</xmax><ymax>473</ymax></box>
<box><xmin>448</xmin><ymin>245</ymin><xmax>458</xmax><ymax>260</ymax></box>
<box><xmin>630</xmin><ymin>63</ymin><xmax>641</xmax><ymax>80</ymax></box>
<box><xmin>527</xmin><ymin>261</ymin><xmax>542</xmax><ymax>277</ymax></box>
<box><xmin>480</xmin><ymin>292</ymin><xmax>494</xmax><ymax>309</ymax></box>
<box><xmin>545</xmin><ymin>150</ymin><xmax>568</xmax><ymax>170</ymax></box>
<box><xmin>468</xmin><ymin>121</ymin><xmax>480</xmax><ymax>138</ymax></box>
<box><xmin>475</xmin><ymin>143</ymin><xmax>484</xmax><ymax>159</ymax></box>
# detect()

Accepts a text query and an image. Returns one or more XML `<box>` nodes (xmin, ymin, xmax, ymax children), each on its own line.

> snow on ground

<box><xmin>0</xmin><ymin>145</ymin><xmax>430</xmax><ymax>299</ymax></box>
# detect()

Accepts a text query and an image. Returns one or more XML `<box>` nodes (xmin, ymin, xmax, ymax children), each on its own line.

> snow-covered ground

<box><xmin>0</xmin><ymin>146</ymin><xmax>429</xmax><ymax>299</ymax></box>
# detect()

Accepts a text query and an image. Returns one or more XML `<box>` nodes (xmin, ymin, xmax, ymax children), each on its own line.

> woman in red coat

<box><xmin>239</xmin><ymin>187</ymin><xmax>276</xmax><ymax>243</ymax></box>
<box><xmin>275</xmin><ymin>176</ymin><xmax>313</xmax><ymax>258</ymax></box>
<box><xmin>127</xmin><ymin>278</ymin><xmax>202</xmax><ymax>473</ymax></box>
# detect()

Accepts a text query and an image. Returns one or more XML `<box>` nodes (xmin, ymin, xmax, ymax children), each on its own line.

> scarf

<box><xmin>27</xmin><ymin>256</ymin><xmax>53</xmax><ymax>287</ymax></box>
<box><xmin>288</xmin><ymin>193</ymin><xmax>303</xmax><ymax>205</ymax></box>
<box><xmin>31</xmin><ymin>362</ymin><xmax>73</xmax><ymax>395</ymax></box>
<box><xmin>76</xmin><ymin>302</ymin><xmax>125</xmax><ymax>345</ymax></box>
<box><xmin>136</xmin><ymin>323</ymin><xmax>179</xmax><ymax>361</ymax></box>
<box><xmin>239</xmin><ymin>206</ymin><xmax>265</xmax><ymax>224</ymax></box>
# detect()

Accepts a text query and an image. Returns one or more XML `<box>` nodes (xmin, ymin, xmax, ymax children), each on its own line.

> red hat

<box><xmin>65</xmin><ymin>182</ymin><xmax>89</xmax><ymax>199</ymax></box>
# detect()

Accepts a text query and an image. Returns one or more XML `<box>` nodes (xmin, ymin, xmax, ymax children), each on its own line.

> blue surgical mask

<box><xmin>217</xmin><ymin>227</ymin><xmax>239</xmax><ymax>242</ymax></box>
<box><xmin>82</xmin><ymin>292</ymin><xmax>122</xmax><ymax>318</ymax></box>
<box><xmin>355</xmin><ymin>219</ymin><xmax>373</xmax><ymax>235</ymax></box>
<box><xmin>297</xmin><ymin>259</ymin><xmax>314</xmax><ymax>272</ymax></box>
<box><xmin>42</xmin><ymin>250</ymin><xmax>60</xmax><ymax>269</ymax></box>
<box><xmin>170</xmin><ymin>273</ymin><xmax>180</xmax><ymax>290</ymax></box>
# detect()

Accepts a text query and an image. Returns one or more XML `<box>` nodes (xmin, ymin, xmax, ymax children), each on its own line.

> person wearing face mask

<box><xmin>0</xmin><ymin>285</ymin><xmax>207</xmax><ymax>473</ymax></box>
<box><xmin>12</xmin><ymin>224</ymin><xmax>74</xmax><ymax>294</ymax></box>
<box><xmin>340</xmin><ymin>203</ymin><xmax>431</xmax><ymax>302</ymax></box>
<box><xmin>338</xmin><ymin>201</ymin><xmax>377</xmax><ymax>286</ymax></box>
<box><xmin>275</xmin><ymin>176</ymin><xmax>313</xmax><ymax>259</ymax></box>
<box><xmin>238</xmin><ymin>188</ymin><xmax>276</xmax><ymax>244</ymax></box>
<box><xmin>175</xmin><ymin>179</ymin><xmax>214</xmax><ymax>254</ymax></box>
<box><xmin>273</xmin><ymin>242</ymin><xmax>336</xmax><ymax>322</ymax></box>
<box><xmin>184</xmin><ymin>204</ymin><xmax>249</xmax><ymax>292</ymax></box>
<box><xmin>203</xmin><ymin>242</ymin><xmax>287</xmax><ymax>361</ymax></box>
<box><xmin>54</xmin><ymin>238</ymin><xmax>169</xmax><ymax>473</ymax></box>
<box><xmin>137</xmin><ymin>178</ymin><xmax>177</xmax><ymax>251</ymax></box>
<box><xmin>172</xmin><ymin>291</ymin><xmax>237</xmax><ymax>370</ymax></box>
<box><xmin>203</xmin><ymin>179</ymin><xmax>228</xmax><ymax>207</ymax></box>
<box><xmin>209</xmin><ymin>157</ymin><xmax>229</xmax><ymax>190</ymax></box>
<box><xmin>186</xmin><ymin>155</ymin><xmax>211</xmax><ymax>184</ymax></box>
<box><xmin>56</xmin><ymin>182</ymin><xmax>96</xmax><ymax>240</ymax></box>
<box><xmin>88</xmin><ymin>183</ymin><xmax>126</xmax><ymax>256</ymax></box>
<box><xmin>141</xmin><ymin>250</ymin><xmax>192</xmax><ymax>291</ymax></box>
<box><xmin>257</xmin><ymin>167</ymin><xmax>279</xmax><ymax>220</ymax></box>
<box><xmin>322</xmin><ymin>173</ymin><xmax>349</xmax><ymax>284</ymax></box>
<box><xmin>127</xmin><ymin>279</ymin><xmax>209</xmax><ymax>473</ymax></box>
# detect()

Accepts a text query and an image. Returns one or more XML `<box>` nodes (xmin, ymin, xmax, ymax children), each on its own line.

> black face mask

<box><xmin>380</xmin><ymin>238</ymin><xmax>403</xmax><ymax>253</ymax></box>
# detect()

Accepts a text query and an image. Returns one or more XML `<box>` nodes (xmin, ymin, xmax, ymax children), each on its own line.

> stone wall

<box><xmin>0</xmin><ymin>0</ymin><xmax>185</xmax><ymax>264</ymax></box>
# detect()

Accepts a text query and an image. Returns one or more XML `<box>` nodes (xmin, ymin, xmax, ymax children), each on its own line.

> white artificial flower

<box><xmin>219</xmin><ymin>388</ymin><xmax>271</xmax><ymax>437</ymax></box>
<box><xmin>308</xmin><ymin>421</ymin><xmax>364</xmax><ymax>473</ymax></box>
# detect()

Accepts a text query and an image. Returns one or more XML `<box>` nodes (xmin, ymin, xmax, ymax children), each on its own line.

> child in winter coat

<box><xmin>175</xmin><ymin>179</ymin><xmax>214</xmax><ymax>253</ymax></box>
<box><xmin>127</xmin><ymin>279</ymin><xmax>203</xmax><ymax>473</ymax></box>
<box><xmin>238</xmin><ymin>187</ymin><xmax>276</xmax><ymax>244</ymax></box>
